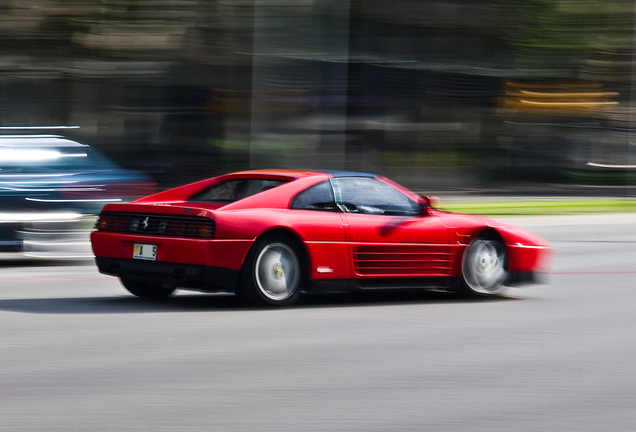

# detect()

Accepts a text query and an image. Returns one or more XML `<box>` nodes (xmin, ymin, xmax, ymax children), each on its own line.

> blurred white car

<box><xmin>0</xmin><ymin>134</ymin><xmax>155</xmax><ymax>258</ymax></box>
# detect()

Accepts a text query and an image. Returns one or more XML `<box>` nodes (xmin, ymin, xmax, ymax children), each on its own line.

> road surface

<box><xmin>0</xmin><ymin>214</ymin><xmax>634</xmax><ymax>431</ymax></box>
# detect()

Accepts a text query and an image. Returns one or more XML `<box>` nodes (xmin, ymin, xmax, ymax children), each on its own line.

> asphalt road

<box><xmin>0</xmin><ymin>214</ymin><xmax>634</xmax><ymax>431</ymax></box>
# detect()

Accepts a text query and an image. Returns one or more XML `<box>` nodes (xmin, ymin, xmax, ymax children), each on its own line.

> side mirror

<box><xmin>419</xmin><ymin>195</ymin><xmax>441</xmax><ymax>215</ymax></box>
<box><xmin>426</xmin><ymin>196</ymin><xmax>442</xmax><ymax>209</ymax></box>
<box><xmin>427</xmin><ymin>195</ymin><xmax>441</xmax><ymax>209</ymax></box>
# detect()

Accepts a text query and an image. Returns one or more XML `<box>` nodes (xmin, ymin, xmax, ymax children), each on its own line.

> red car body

<box><xmin>90</xmin><ymin>169</ymin><xmax>552</xmax><ymax>306</ymax></box>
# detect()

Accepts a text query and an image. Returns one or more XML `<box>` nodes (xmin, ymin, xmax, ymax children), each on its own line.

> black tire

<box><xmin>460</xmin><ymin>235</ymin><xmax>508</xmax><ymax>296</ymax></box>
<box><xmin>120</xmin><ymin>277</ymin><xmax>176</xmax><ymax>299</ymax></box>
<box><xmin>237</xmin><ymin>234</ymin><xmax>304</xmax><ymax>307</ymax></box>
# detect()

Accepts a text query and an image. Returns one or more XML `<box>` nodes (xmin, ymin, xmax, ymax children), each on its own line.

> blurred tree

<box><xmin>0</xmin><ymin>0</ymin><xmax>635</xmax><ymax>190</ymax></box>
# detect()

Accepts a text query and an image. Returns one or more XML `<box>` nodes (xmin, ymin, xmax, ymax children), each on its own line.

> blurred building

<box><xmin>1</xmin><ymin>0</ymin><xmax>635</xmax><ymax>194</ymax></box>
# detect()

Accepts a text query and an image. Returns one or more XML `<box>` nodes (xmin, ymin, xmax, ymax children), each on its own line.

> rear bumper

<box><xmin>95</xmin><ymin>256</ymin><xmax>240</xmax><ymax>291</ymax></box>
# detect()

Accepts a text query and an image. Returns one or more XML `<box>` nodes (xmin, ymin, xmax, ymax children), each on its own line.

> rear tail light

<box><xmin>95</xmin><ymin>212</ymin><xmax>215</xmax><ymax>239</ymax></box>
<box><xmin>196</xmin><ymin>224</ymin><xmax>214</xmax><ymax>238</ymax></box>
<box><xmin>95</xmin><ymin>214</ymin><xmax>113</xmax><ymax>230</ymax></box>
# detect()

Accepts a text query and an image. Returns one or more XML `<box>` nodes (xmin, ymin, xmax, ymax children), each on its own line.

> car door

<box><xmin>290</xmin><ymin>179</ymin><xmax>350</xmax><ymax>280</ymax></box>
<box><xmin>331</xmin><ymin>176</ymin><xmax>453</xmax><ymax>279</ymax></box>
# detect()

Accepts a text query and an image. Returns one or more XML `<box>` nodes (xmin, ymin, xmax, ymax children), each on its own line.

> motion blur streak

<box><xmin>0</xmin><ymin>1</ymin><xmax>633</xmax><ymax>195</ymax></box>
<box><xmin>0</xmin><ymin>212</ymin><xmax>81</xmax><ymax>222</ymax></box>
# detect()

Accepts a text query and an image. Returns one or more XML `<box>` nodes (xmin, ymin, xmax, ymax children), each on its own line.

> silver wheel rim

<box><xmin>254</xmin><ymin>242</ymin><xmax>300</xmax><ymax>301</ymax></box>
<box><xmin>462</xmin><ymin>239</ymin><xmax>507</xmax><ymax>295</ymax></box>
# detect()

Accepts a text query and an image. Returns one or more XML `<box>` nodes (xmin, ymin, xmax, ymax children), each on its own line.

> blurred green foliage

<box><xmin>442</xmin><ymin>199</ymin><xmax>636</xmax><ymax>215</ymax></box>
<box><xmin>2</xmin><ymin>1</ymin><xmax>636</xmax><ymax>192</ymax></box>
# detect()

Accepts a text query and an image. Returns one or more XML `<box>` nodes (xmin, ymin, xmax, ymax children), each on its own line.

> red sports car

<box><xmin>90</xmin><ymin>169</ymin><xmax>552</xmax><ymax>306</ymax></box>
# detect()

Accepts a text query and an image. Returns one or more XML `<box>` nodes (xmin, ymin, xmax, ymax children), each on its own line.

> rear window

<box><xmin>188</xmin><ymin>178</ymin><xmax>288</xmax><ymax>203</ymax></box>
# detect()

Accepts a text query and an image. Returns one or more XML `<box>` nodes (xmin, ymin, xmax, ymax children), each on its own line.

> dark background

<box><xmin>3</xmin><ymin>0</ymin><xmax>636</xmax><ymax>195</ymax></box>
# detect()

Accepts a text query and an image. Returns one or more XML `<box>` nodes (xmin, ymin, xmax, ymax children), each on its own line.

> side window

<box><xmin>332</xmin><ymin>177</ymin><xmax>421</xmax><ymax>216</ymax></box>
<box><xmin>290</xmin><ymin>180</ymin><xmax>338</xmax><ymax>211</ymax></box>
<box><xmin>189</xmin><ymin>179</ymin><xmax>287</xmax><ymax>202</ymax></box>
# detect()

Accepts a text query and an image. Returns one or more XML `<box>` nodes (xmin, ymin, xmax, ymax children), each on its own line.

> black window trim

<box><xmin>291</xmin><ymin>176</ymin><xmax>423</xmax><ymax>216</ymax></box>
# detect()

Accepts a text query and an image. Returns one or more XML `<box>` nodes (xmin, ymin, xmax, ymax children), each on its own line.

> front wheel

<box><xmin>237</xmin><ymin>235</ymin><xmax>303</xmax><ymax>307</ymax></box>
<box><xmin>120</xmin><ymin>277</ymin><xmax>176</xmax><ymax>299</ymax></box>
<box><xmin>461</xmin><ymin>237</ymin><xmax>508</xmax><ymax>296</ymax></box>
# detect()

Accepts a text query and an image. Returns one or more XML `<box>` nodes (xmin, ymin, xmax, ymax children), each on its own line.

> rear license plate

<box><xmin>133</xmin><ymin>243</ymin><xmax>157</xmax><ymax>261</ymax></box>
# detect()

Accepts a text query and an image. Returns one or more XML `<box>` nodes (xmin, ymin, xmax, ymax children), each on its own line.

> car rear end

<box><xmin>91</xmin><ymin>203</ymin><xmax>246</xmax><ymax>292</ymax></box>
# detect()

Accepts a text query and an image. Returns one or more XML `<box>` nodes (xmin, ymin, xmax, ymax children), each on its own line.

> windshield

<box><xmin>331</xmin><ymin>177</ymin><xmax>421</xmax><ymax>216</ymax></box>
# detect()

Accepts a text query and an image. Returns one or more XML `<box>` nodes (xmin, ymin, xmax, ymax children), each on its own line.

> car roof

<box><xmin>131</xmin><ymin>169</ymin><xmax>380</xmax><ymax>207</ymax></box>
<box><xmin>322</xmin><ymin>170</ymin><xmax>376</xmax><ymax>178</ymax></box>
<box><xmin>227</xmin><ymin>169</ymin><xmax>376</xmax><ymax>179</ymax></box>
<box><xmin>0</xmin><ymin>135</ymin><xmax>88</xmax><ymax>148</ymax></box>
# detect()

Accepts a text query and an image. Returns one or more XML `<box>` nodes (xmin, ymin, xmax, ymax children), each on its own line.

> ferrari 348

<box><xmin>90</xmin><ymin>169</ymin><xmax>552</xmax><ymax>306</ymax></box>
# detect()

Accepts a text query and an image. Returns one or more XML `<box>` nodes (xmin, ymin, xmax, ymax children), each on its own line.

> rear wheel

<box><xmin>237</xmin><ymin>234</ymin><xmax>303</xmax><ymax>307</ymax></box>
<box><xmin>461</xmin><ymin>236</ymin><xmax>508</xmax><ymax>296</ymax></box>
<box><xmin>120</xmin><ymin>277</ymin><xmax>176</xmax><ymax>299</ymax></box>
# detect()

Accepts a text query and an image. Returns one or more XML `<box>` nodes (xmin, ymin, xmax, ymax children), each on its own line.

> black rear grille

<box><xmin>96</xmin><ymin>211</ymin><xmax>215</xmax><ymax>238</ymax></box>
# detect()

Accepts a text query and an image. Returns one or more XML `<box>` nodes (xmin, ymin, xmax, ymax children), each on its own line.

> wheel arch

<box><xmin>459</xmin><ymin>228</ymin><xmax>510</xmax><ymax>296</ymax></box>
<box><xmin>235</xmin><ymin>227</ymin><xmax>308</xmax><ymax>306</ymax></box>
<box><xmin>242</xmin><ymin>228</ymin><xmax>310</xmax><ymax>282</ymax></box>
<box><xmin>471</xmin><ymin>227</ymin><xmax>508</xmax><ymax>270</ymax></box>
<box><xmin>475</xmin><ymin>227</ymin><xmax>505</xmax><ymax>242</ymax></box>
